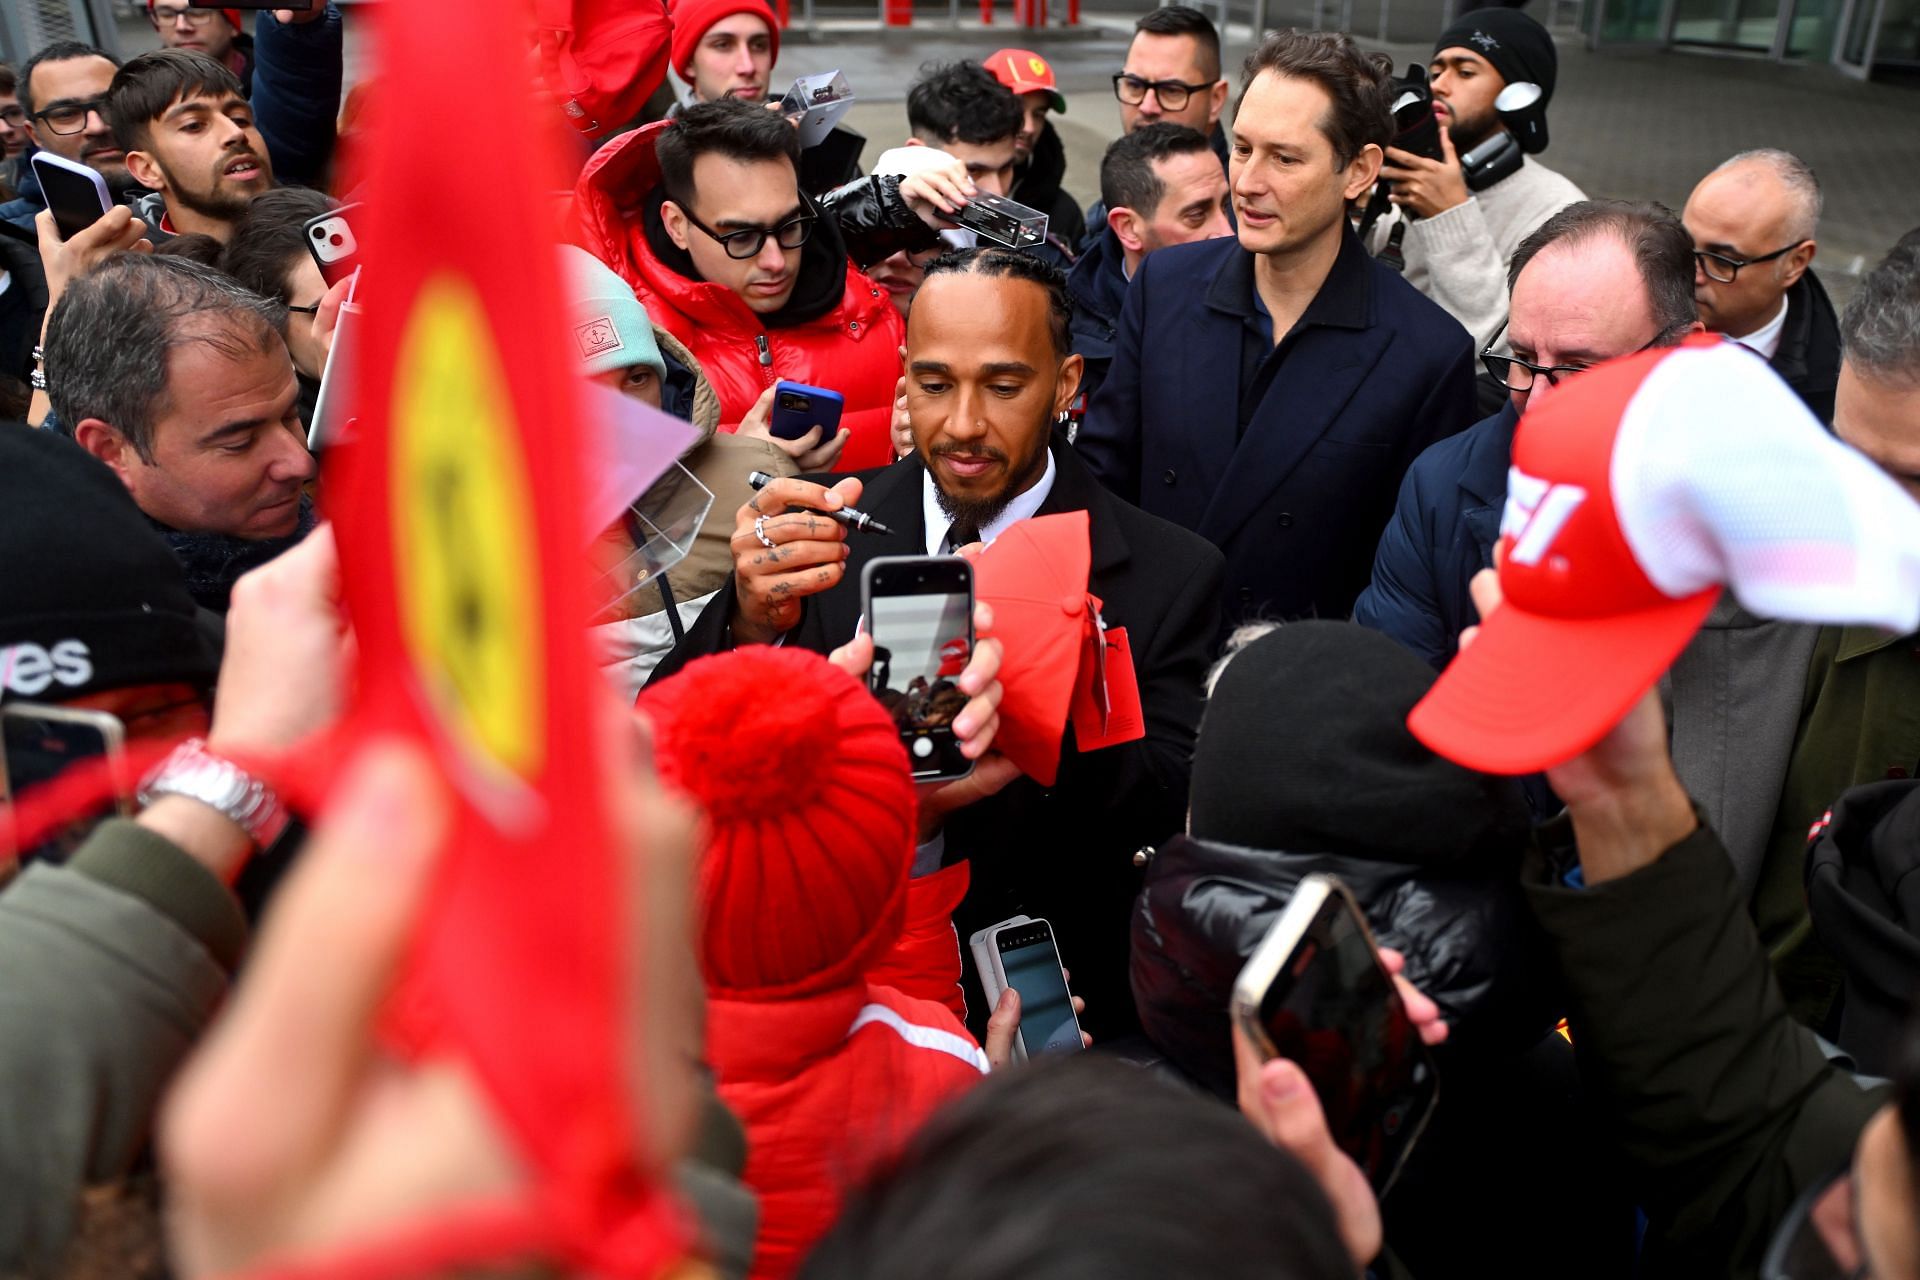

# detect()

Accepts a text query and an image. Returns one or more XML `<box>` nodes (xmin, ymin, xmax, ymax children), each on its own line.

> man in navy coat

<box><xmin>1077</xmin><ymin>29</ymin><xmax>1478</xmax><ymax>630</ymax></box>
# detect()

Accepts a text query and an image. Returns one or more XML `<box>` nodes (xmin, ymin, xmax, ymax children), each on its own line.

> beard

<box><xmin>1445</xmin><ymin>104</ymin><xmax>1501</xmax><ymax>153</ymax></box>
<box><xmin>927</xmin><ymin>435</ymin><xmax>1050</xmax><ymax>537</ymax></box>
<box><xmin>157</xmin><ymin>150</ymin><xmax>269</xmax><ymax>222</ymax></box>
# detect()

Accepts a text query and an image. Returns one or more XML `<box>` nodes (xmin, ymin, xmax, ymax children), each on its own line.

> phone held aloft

<box><xmin>1230</xmin><ymin>873</ymin><xmax>1438</xmax><ymax>1195</ymax></box>
<box><xmin>860</xmin><ymin>555</ymin><xmax>974</xmax><ymax>782</ymax></box>
<box><xmin>969</xmin><ymin>915</ymin><xmax>1084</xmax><ymax>1062</ymax></box>
<box><xmin>303</xmin><ymin>201</ymin><xmax>363</xmax><ymax>290</ymax></box>
<box><xmin>30</xmin><ymin>151</ymin><xmax>113</xmax><ymax>242</ymax></box>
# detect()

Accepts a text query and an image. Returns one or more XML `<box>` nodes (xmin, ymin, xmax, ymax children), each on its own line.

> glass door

<box><xmin>1669</xmin><ymin>0</ymin><xmax>1787</xmax><ymax>50</ymax></box>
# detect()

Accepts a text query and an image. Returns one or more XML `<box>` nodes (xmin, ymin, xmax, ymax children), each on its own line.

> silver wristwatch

<box><xmin>138</xmin><ymin>738</ymin><xmax>290</xmax><ymax>849</ymax></box>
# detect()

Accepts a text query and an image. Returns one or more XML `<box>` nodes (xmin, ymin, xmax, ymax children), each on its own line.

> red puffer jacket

<box><xmin>708</xmin><ymin>981</ymin><xmax>988</xmax><ymax>1278</ymax></box>
<box><xmin>573</xmin><ymin>121</ymin><xmax>905</xmax><ymax>472</ymax></box>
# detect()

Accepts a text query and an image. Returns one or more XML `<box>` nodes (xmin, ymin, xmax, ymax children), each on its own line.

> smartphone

<box><xmin>860</xmin><ymin>555</ymin><xmax>974</xmax><ymax>782</ymax></box>
<box><xmin>308</xmin><ymin>298</ymin><xmax>360</xmax><ymax>452</ymax></box>
<box><xmin>303</xmin><ymin>201</ymin><xmax>363</xmax><ymax>289</ymax></box>
<box><xmin>30</xmin><ymin>151</ymin><xmax>112</xmax><ymax>242</ymax></box>
<box><xmin>993</xmin><ymin>918</ymin><xmax>1084</xmax><ymax>1061</ymax></box>
<box><xmin>779</xmin><ymin>70</ymin><xmax>855</xmax><ymax>149</ymax></box>
<box><xmin>768</xmin><ymin>380</ymin><xmax>845</xmax><ymax>443</ymax></box>
<box><xmin>1231</xmin><ymin>874</ymin><xmax>1438</xmax><ymax>1196</ymax></box>
<box><xmin>0</xmin><ymin>703</ymin><xmax>132</xmax><ymax>864</ymax></box>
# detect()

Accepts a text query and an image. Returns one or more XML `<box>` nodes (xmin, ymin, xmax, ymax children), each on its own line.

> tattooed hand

<box><xmin>728</xmin><ymin>474</ymin><xmax>865</xmax><ymax>647</ymax></box>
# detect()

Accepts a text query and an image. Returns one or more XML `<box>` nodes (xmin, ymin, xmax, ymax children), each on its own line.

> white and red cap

<box><xmin>1409</xmin><ymin>336</ymin><xmax>1920</xmax><ymax>776</ymax></box>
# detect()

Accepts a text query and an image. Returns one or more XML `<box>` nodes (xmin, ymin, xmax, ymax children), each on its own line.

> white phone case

<box><xmin>968</xmin><ymin>914</ymin><xmax>1032</xmax><ymax>1062</ymax></box>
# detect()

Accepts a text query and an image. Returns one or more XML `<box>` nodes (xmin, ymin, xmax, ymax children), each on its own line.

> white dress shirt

<box><xmin>1735</xmin><ymin>295</ymin><xmax>1790</xmax><ymax>362</ymax></box>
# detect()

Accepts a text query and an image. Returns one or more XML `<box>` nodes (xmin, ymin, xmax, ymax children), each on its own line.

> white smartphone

<box><xmin>30</xmin><ymin>151</ymin><xmax>112</xmax><ymax>241</ymax></box>
<box><xmin>1230</xmin><ymin>874</ymin><xmax>1438</xmax><ymax>1195</ymax></box>
<box><xmin>972</xmin><ymin>916</ymin><xmax>1083</xmax><ymax>1063</ymax></box>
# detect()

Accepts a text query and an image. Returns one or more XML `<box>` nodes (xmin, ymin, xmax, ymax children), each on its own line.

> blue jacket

<box><xmin>1352</xmin><ymin>403</ymin><xmax>1517</xmax><ymax>668</ymax></box>
<box><xmin>0</xmin><ymin>6</ymin><xmax>341</xmax><ymax>234</ymax></box>
<box><xmin>1066</xmin><ymin>226</ymin><xmax>1127</xmax><ymax>409</ymax></box>
<box><xmin>1076</xmin><ymin>228</ymin><xmax>1479</xmax><ymax>628</ymax></box>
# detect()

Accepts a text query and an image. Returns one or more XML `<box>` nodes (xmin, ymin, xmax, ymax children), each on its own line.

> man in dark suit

<box><xmin>1078</xmin><ymin>29</ymin><xmax>1478</xmax><ymax>631</ymax></box>
<box><xmin>1683</xmin><ymin>149</ymin><xmax>1841</xmax><ymax>425</ymax></box>
<box><xmin>653</xmin><ymin>247</ymin><xmax>1225</xmax><ymax>1040</ymax></box>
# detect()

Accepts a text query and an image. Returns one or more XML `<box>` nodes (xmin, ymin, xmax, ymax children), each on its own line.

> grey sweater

<box><xmin>1368</xmin><ymin>155</ymin><xmax>1587</xmax><ymax>348</ymax></box>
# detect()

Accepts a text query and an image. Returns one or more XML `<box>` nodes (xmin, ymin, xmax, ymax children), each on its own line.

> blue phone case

<box><xmin>768</xmin><ymin>380</ymin><xmax>846</xmax><ymax>441</ymax></box>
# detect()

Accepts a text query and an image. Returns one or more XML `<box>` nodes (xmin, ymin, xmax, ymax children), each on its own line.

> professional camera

<box><xmin>1359</xmin><ymin>63</ymin><xmax>1550</xmax><ymax>269</ymax></box>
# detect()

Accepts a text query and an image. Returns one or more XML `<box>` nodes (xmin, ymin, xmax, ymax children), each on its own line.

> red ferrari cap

<box><xmin>1409</xmin><ymin>335</ymin><xmax>1920</xmax><ymax>776</ymax></box>
<box><xmin>985</xmin><ymin>48</ymin><xmax>1067</xmax><ymax>114</ymax></box>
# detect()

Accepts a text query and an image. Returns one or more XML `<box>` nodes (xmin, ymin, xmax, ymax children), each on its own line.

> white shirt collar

<box><xmin>921</xmin><ymin>448</ymin><xmax>1057</xmax><ymax>555</ymax></box>
<box><xmin>1734</xmin><ymin>295</ymin><xmax>1791</xmax><ymax>362</ymax></box>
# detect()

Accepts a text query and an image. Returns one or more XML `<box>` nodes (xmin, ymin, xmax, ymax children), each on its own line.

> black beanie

<box><xmin>1191</xmin><ymin>621</ymin><xmax>1530</xmax><ymax>865</ymax></box>
<box><xmin>1433</xmin><ymin>8</ymin><xmax>1558</xmax><ymax>106</ymax></box>
<box><xmin>0</xmin><ymin>427</ymin><xmax>221</xmax><ymax>702</ymax></box>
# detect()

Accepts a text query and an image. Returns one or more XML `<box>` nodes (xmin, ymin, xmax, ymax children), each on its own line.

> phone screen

<box><xmin>1</xmin><ymin>709</ymin><xmax>129</xmax><ymax>864</ymax></box>
<box><xmin>865</xmin><ymin>558</ymin><xmax>973</xmax><ymax>778</ymax></box>
<box><xmin>996</xmin><ymin>921</ymin><xmax>1082</xmax><ymax>1056</ymax></box>
<box><xmin>1256</xmin><ymin>891</ymin><xmax>1435</xmax><ymax>1192</ymax></box>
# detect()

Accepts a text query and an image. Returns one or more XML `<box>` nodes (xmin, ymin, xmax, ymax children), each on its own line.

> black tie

<box><xmin>945</xmin><ymin>520</ymin><xmax>979</xmax><ymax>553</ymax></box>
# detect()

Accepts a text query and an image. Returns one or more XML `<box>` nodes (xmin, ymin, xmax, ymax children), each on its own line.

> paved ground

<box><xmin>777</xmin><ymin>12</ymin><xmax>1920</xmax><ymax>301</ymax></box>
<box><xmin>108</xmin><ymin>5</ymin><xmax>1920</xmax><ymax>298</ymax></box>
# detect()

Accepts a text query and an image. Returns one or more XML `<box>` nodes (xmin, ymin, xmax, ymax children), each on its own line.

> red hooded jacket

<box><xmin>708</xmin><ymin>981</ymin><xmax>987</xmax><ymax>1278</ymax></box>
<box><xmin>573</xmin><ymin>121</ymin><xmax>905</xmax><ymax>472</ymax></box>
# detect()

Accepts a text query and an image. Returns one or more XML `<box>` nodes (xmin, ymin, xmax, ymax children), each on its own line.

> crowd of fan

<box><xmin>1</xmin><ymin>1</ymin><xmax>1918</xmax><ymax>1278</ymax></box>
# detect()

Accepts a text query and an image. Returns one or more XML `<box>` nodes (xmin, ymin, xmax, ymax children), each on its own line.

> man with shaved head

<box><xmin>1683</xmin><ymin>149</ymin><xmax>1839</xmax><ymax>423</ymax></box>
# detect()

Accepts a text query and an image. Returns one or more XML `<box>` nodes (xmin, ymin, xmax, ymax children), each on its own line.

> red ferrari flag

<box><xmin>312</xmin><ymin>0</ymin><xmax>684</xmax><ymax>1273</ymax></box>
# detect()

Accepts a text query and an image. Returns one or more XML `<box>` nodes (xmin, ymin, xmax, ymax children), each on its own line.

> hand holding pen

<box><xmin>729</xmin><ymin>472</ymin><xmax>884</xmax><ymax>647</ymax></box>
<box><xmin>748</xmin><ymin>471</ymin><xmax>894</xmax><ymax>536</ymax></box>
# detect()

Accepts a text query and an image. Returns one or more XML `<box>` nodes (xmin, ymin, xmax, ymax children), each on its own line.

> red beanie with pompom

<box><xmin>639</xmin><ymin>647</ymin><xmax>916</xmax><ymax>999</ymax></box>
<box><xmin>667</xmin><ymin>0</ymin><xmax>780</xmax><ymax>87</ymax></box>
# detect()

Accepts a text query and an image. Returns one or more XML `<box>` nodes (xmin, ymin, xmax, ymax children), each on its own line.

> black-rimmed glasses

<box><xmin>1111</xmin><ymin>72</ymin><xmax>1215</xmax><ymax>111</ymax></box>
<box><xmin>1693</xmin><ymin>242</ymin><xmax>1804</xmax><ymax>283</ymax></box>
<box><xmin>0</xmin><ymin>105</ymin><xmax>25</xmax><ymax>128</ymax></box>
<box><xmin>1480</xmin><ymin>319</ymin><xmax>1677</xmax><ymax>393</ymax></box>
<box><xmin>286</xmin><ymin>301</ymin><xmax>321</xmax><ymax>316</ymax></box>
<box><xmin>32</xmin><ymin>99</ymin><xmax>107</xmax><ymax>135</ymax></box>
<box><xmin>677</xmin><ymin>203</ymin><xmax>815</xmax><ymax>260</ymax></box>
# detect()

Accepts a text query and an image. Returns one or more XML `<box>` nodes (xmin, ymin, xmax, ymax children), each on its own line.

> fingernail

<box><xmin>1264</xmin><ymin>1065</ymin><xmax>1303</xmax><ymax>1102</ymax></box>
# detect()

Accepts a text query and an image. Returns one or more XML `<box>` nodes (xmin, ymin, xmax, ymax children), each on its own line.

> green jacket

<box><xmin>0</xmin><ymin>821</ymin><xmax>248</xmax><ymax>1277</ymax></box>
<box><xmin>1524</xmin><ymin>821</ymin><xmax>1890</xmax><ymax>1278</ymax></box>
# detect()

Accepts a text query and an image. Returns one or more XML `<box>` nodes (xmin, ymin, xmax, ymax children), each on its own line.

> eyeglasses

<box><xmin>286</xmin><ymin>301</ymin><xmax>321</xmax><ymax>315</ymax></box>
<box><xmin>1112</xmin><ymin>72</ymin><xmax>1215</xmax><ymax>111</ymax></box>
<box><xmin>675</xmin><ymin>202</ymin><xmax>815</xmax><ymax>260</ymax></box>
<box><xmin>32</xmin><ymin>99</ymin><xmax>107</xmax><ymax>135</ymax></box>
<box><xmin>0</xmin><ymin>105</ymin><xmax>25</xmax><ymax>128</ymax></box>
<box><xmin>152</xmin><ymin>5</ymin><xmax>225</xmax><ymax>23</ymax></box>
<box><xmin>1693</xmin><ymin>242</ymin><xmax>1804</xmax><ymax>283</ymax></box>
<box><xmin>1480</xmin><ymin>319</ymin><xmax>1675</xmax><ymax>393</ymax></box>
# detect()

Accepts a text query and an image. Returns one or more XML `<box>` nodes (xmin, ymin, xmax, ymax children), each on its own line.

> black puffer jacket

<box><xmin>1131</xmin><ymin>832</ymin><xmax>1557</xmax><ymax>1099</ymax></box>
<box><xmin>1128</xmin><ymin>620</ymin><xmax>1558</xmax><ymax>1098</ymax></box>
